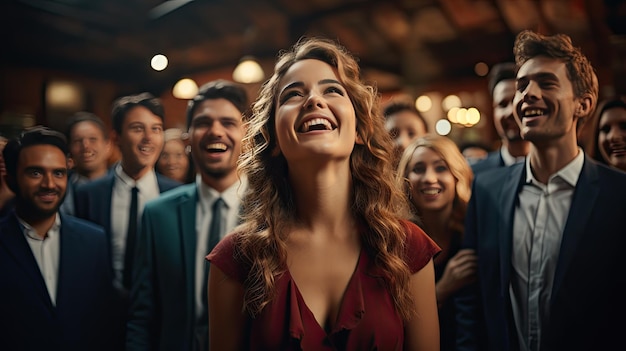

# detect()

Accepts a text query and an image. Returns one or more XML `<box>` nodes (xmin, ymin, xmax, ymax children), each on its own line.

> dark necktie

<box><xmin>208</xmin><ymin>198</ymin><xmax>225</xmax><ymax>253</ymax></box>
<box><xmin>123</xmin><ymin>186</ymin><xmax>139</xmax><ymax>290</ymax></box>
<box><xmin>200</xmin><ymin>197</ymin><xmax>225</xmax><ymax>323</ymax></box>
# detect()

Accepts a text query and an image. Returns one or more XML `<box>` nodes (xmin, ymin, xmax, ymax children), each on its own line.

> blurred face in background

<box><xmin>405</xmin><ymin>146</ymin><xmax>456</xmax><ymax>214</ymax></box>
<box><xmin>189</xmin><ymin>98</ymin><xmax>244</xmax><ymax>180</ymax></box>
<box><xmin>492</xmin><ymin>79</ymin><xmax>523</xmax><ymax>142</ymax></box>
<box><xmin>157</xmin><ymin>138</ymin><xmax>190</xmax><ymax>183</ymax></box>
<box><xmin>0</xmin><ymin>137</ymin><xmax>7</xmax><ymax>178</ymax></box>
<box><xmin>385</xmin><ymin>110</ymin><xmax>427</xmax><ymax>153</ymax></box>
<box><xmin>115</xmin><ymin>106</ymin><xmax>164</xmax><ymax>178</ymax></box>
<box><xmin>598</xmin><ymin>106</ymin><xmax>626</xmax><ymax>171</ymax></box>
<box><xmin>69</xmin><ymin>120</ymin><xmax>111</xmax><ymax>177</ymax></box>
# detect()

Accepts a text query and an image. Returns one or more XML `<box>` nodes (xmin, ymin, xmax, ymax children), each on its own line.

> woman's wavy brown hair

<box><xmin>234</xmin><ymin>37</ymin><xmax>415</xmax><ymax>320</ymax></box>
<box><xmin>395</xmin><ymin>134</ymin><xmax>473</xmax><ymax>234</ymax></box>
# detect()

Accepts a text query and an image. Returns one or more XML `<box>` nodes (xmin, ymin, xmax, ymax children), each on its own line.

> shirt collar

<box><xmin>525</xmin><ymin>147</ymin><xmax>585</xmax><ymax>187</ymax></box>
<box><xmin>501</xmin><ymin>145</ymin><xmax>526</xmax><ymax>166</ymax></box>
<box><xmin>196</xmin><ymin>173</ymin><xmax>247</xmax><ymax>213</ymax></box>
<box><xmin>18</xmin><ymin>213</ymin><xmax>61</xmax><ymax>241</ymax></box>
<box><xmin>115</xmin><ymin>163</ymin><xmax>157</xmax><ymax>192</ymax></box>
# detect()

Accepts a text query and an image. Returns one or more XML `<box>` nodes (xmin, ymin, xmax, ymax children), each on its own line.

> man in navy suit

<box><xmin>127</xmin><ymin>80</ymin><xmax>248</xmax><ymax>351</ymax></box>
<box><xmin>74</xmin><ymin>93</ymin><xmax>180</xmax><ymax>348</ymax></box>
<box><xmin>0</xmin><ymin>126</ymin><xmax>115</xmax><ymax>351</ymax></box>
<box><xmin>456</xmin><ymin>30</ymin><xmax>626</xmax><ymax>351</ymax></box>
<box><xmin>471</xmin><ymin>62</ymin><xmax>529</xmax><ymax>174</ymax></box>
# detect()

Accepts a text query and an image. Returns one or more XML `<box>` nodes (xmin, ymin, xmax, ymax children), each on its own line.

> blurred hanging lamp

<box><xmin>172</xmin><ymin>77</ymin><xmax>199</xmax><ymax>99</ymax></box>
<box><xmin>232</xmin><ymin>56</ymin><xmax>265</xmax><ymax>84</ymax></box>
<box><xmin>232</xmin><ymin>26</ymin><xmax>265</xmax><ymax>84</ymax></box>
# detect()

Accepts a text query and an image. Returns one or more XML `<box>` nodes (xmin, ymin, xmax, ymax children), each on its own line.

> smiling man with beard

<box><xmin>472</xmin><ymin>62</ymin><xmax>529</xmax><ymax>174</ymax></box>
<box><xmin>126</xmin><ymin>80</ymin><xmax>249</xmax><ymax>351</ymax></box>
<box><xmin>0</xmin><ymin>126</ymin><xmax>115</xmax><ymax>351</ymax></box>
<box><xmin>456</xmin><ymin>31</ymin><xmax>626</xmax><ymax>351</ymax></box>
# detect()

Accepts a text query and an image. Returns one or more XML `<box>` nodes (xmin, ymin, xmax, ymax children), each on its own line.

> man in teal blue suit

<box><xmin>456</xmin><ymin>31</ymin><xmax>626</xmax><ymax>351</ymax></box>
<box><xmin>126</xmin><ymin>80</ymin><xmax>249</xmax><ymax>351</ymax></box>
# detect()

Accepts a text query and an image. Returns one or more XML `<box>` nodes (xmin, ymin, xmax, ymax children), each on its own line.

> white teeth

<box><xmin>300</xmin><ymin>118</ymin><xmax>333</xmax><ymax>132</ymax></box>
<box><xmin>523</xmin><ymin>109</ymin><xmax>545</xmax><ymax>117</ymax></box>
<box><xmin>139</xmin><ymin>147</ymin><xmax>150</xmax><ymax>152</ymax></box>
<box><xmin>206</xmin><ymin>143</ymin><xmax>227</xmax><ymax>151</ymax></box>
<box><xmin>421</xmin><ymin>189</ymin><xmax>441</xmax><ymax>195</ymax></box>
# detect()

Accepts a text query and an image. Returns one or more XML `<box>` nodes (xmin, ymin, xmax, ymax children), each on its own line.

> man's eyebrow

<box><xmin>517</xmin><ymin>72</ymin><xmax>558</xmax><ymax>81</ymax></box>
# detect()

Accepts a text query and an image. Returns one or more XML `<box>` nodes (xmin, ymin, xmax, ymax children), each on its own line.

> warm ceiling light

<box><xmin>442</xmin><ymin>94</ymin><xmax>461</xmax><ymax>111</ymax></box>
<box><xmin>466</xmin><ymin>107</ymin><xmax>481</xmax><ymax>125</ymax></box>
<box><xmin>151</xmin><ymin>54</ymin><xmax>168</xmax><ymax>71</ymax></box>
<box><xmin>474</xmin><ymin>62</ymin><xmax>489</xmax><ymax>77</ymax></box>
<box><xmin>447</xmin><ymin>107</ymin><xmax>460</xmax><ymax>123</ymax></box>
<box><xmin>172</xmin><ymin>78</ymin><xmax>199</xmax><ymax>99</ymax></box>
<box><xmin>232</xmin><ymin>56</ymin><xmax>265</xmax><ymax>84</ymax></box>
<box><xmin>415</xmin><ymin>95</ymin><xmax>432</xmax><ymax>112</ymax></box>
<box><xmin>46</xmin><ymin>80</ymin><xmax>84</xmax><ymax>110</ymax></box>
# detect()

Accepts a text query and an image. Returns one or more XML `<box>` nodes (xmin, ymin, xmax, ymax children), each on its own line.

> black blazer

<box><xmin>74</xmin><ymin>171</ymin><xmax>181</xmax><ymax>237</ymax></box>
<box><xmin>0</xmin><ymin>213</ymin><xmax>115</xmax><ymax>351</ymax></box>
<box><xmin>456</xmin><ymin>155</ymin><xmax>626</xmax><ymax>351</ymax></box>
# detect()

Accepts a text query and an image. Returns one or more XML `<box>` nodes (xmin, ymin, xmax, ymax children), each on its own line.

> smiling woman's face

<box><xmin>406</xmin><ymin>146</ymin><xmax>456</xmax><ymax>213</ymax></box>
<box><xmin>598</xmin><ymin>106</ymin><xmax>626</xmax><ymax>171</ymax></box>
<box><xmin>273</xmin><ymin>59</ymin><xmax>357</xmax><ymax>163</ymax></box>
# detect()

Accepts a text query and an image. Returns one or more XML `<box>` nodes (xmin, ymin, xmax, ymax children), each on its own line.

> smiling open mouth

<box><xmin>522</xmin><ymin>108</ymin><xmax>547</xmax><ymax>117</ymax></box>
<box><xmin>298</xmin><ymin>118</ymin><xmax>337</xmax><ymax>133</ymax></box>
<box><xmin>206</xmin><ymin>143</ymin><xmax>227</xmax><ymax>152</ymax></box>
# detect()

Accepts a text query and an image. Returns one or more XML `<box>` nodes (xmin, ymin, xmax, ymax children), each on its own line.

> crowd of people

<box><xmin>1</xmin><ymin>29</ymin><xmax>625</xmax><ymax>351</ymax></box>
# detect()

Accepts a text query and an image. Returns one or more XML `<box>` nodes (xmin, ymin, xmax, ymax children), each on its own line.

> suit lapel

<box><xmin>102</xmin><ymin>174</ymin><xmax>115</xmax><ymax>236</ymax></box>
<box><xmin>178</xmin><ymin>186</ymin><xmax>199</xmax><ymax>314</ymax></box>
<box><xmin>551</xmin><ymin>156</ymin><xmax>599</xmax><ymax>301</ymax></box>
<box><xmin>0</xmin><ymin>215</ymin><xmax>53</xmax><ymax>308</ymax></box>
<box><xmin>56</xmin><ymin>215</ymin><xmax>78</xmax><ymax>311</ymax></box>
<box><xmin>498</xmin><ymin>163</ymin><xmax>525</xmax><ymax>296</ymax></box>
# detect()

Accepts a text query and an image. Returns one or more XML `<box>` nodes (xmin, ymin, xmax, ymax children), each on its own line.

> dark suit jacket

<box><xmin>0</xmin><ymin>212</ymin><xmax>115</xmax><ymax>351</ymax></box>
<box><xmin>470</xmin><ymin>150</ymin><xmax>504</xmax><ymax>175</ymax></box>
<box><xmin>73</xmin><ymin>170</ymin><xmax>180</xmax><ymax>349</ymax></box>
<box><xmin>456</xmin><ymin>155</ymin><xmax>626</xmax><ymax>351</ymax></box>
<box><xmin>126</xmin><ymin>184</ymin><xmax>200</xmax><ymax>351</ymax></box>
<box><xmin>74</xmin><ymin>171</ymin><xmax>181</xmax><ymax>238</ymax></box>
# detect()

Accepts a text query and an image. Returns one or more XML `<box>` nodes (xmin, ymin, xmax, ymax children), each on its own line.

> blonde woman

<box><xmin>207</xmin><ymin>38</ymin><xmax>441</xmax><ymax>351</ymax></box>
<box><xmin>396</xmin><ymin>134</ymin><xmax>477</xmax><ymax>351</ymax></box>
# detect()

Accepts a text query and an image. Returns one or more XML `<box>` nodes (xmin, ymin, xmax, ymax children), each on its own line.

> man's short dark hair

<box><xmin>382</xmin><ymin>101</ymin><xmax>428</xmax><ymax>131</ymax></box>
<box><xmin>186</xmin><ymin>80</ymin><xmax>249</xmax><ymax>128</ymax></box>
<box><xmin>111</xmin><ymin>92</ymin><xmax>164</xmax><ymax>135</ymax></box>
<box><xmin>514</xmin><ymin>30</ymin><xmax>598</xmax><ymax>110</ymax></box>
<box><xmin>3</xmin><ymin>126</ymin><xmax>68</xmax><ymax>192</ymax></box>
<box><xmin>64</xmin><ymin>111</ymin><xmax>108</xmax><ymax>141</ymax></box>
<box><xmin>488</xmin><ymin>62</ymin><xmax>516</xmax><ymax>96</ymax></box>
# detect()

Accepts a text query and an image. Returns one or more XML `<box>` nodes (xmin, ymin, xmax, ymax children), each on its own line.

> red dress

<box><xmin>207</xmin><ymin>220</ymin><xmax>440</xmax><ymax>351</ymax></box>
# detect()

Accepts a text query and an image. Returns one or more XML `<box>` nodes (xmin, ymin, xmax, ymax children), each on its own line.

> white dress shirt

<box><xmin>111</xmin><ymin>164</ymin><xmax>161</xmax><ymax>289</ymax></box>
<box><xmin>19</xmin><ymin>213</ymin><xmax>61</xmax><ymax>305</ymax></box>
<box><xmin>510</xmin><ymin>149</ymin><xmax>584</xmax><ymax>351</ymax></box>
<box><xmin>194</xmin><ymin>174</ymin><xmax>247</xmax><ymax>319</ymax></box>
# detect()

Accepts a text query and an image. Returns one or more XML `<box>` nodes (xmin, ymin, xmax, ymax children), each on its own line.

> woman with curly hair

<box><xmin>207</xmin><ymin>37</ymin><xmax>441</xmax><ymax>350</ymax></box>
<box><xmin>396</xmin><ymin>134</ymin><xmax>477</xmax><ymax>351</ymax></box>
